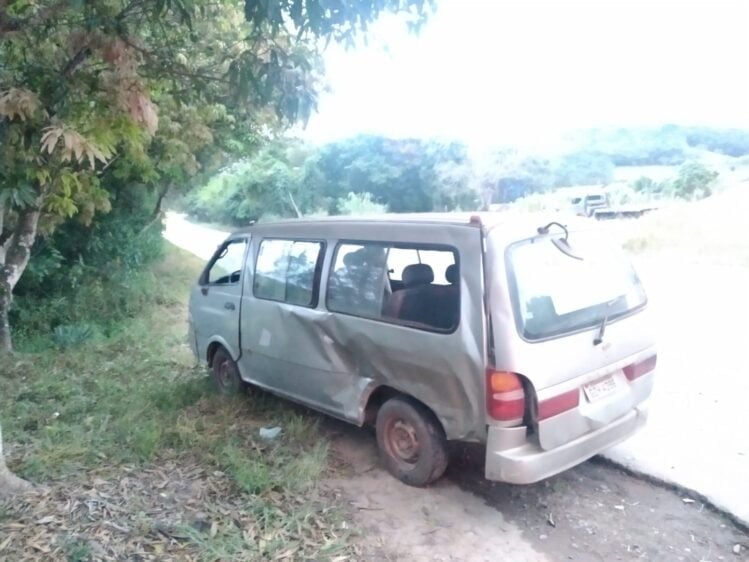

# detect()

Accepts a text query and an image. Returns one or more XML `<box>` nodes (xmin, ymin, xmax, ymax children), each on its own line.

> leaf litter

<box><xmin>0</xmin><ymin>453</ymin><xmax>358</xmax><ymax>561</ymax></box>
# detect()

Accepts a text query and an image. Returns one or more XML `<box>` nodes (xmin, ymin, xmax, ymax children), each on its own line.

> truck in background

<box><xmin>567</xmin><ymin>187</ymin><xmax>658</xmax><ymax>220</ymax></box>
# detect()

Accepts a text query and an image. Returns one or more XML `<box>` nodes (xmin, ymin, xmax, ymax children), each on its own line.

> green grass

<box><xmin>0</xmin><ymin>244</ymin><xmax>355</xmax><ymax>559</ymax></box>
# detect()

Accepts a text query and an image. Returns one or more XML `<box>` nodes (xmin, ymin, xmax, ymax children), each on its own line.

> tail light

<box><xmin>624</xmin><ymin>354</ymin><xmax>657</xmax><ymax>381</ymax></box>
<box><xmin>486</xmin><ymin>370</ymin><xmax>525</xmax><ymax>425</ymax></box>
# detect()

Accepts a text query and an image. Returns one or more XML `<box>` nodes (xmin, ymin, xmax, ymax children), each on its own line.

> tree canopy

<box><xmin>0</xmin><ymin>0</ymin><xmax>431</xmax><ymax>351</ymax></box>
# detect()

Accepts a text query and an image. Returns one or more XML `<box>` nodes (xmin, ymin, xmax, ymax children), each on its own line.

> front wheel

<box><xmin>375</xmin><ymin>397</ymin><xmax>449</xmax><ymax>487</ymax></box>
<box><xmin>210</xmin><ymin>347</ymin><xmax>247</xmax><ymax>395</ymax></box>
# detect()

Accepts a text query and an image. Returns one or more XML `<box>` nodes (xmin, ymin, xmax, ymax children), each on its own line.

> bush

<box><xmin>335</xmin><ymin>192</ymin><xmax>387</xmax><ymax>215</ymax></box>
<box><xmin>51</xmin><ymin>324</ymin><xmax>96</xmax><ymax>349</ymax></box>
<box><xmin>670</xmin><ymin>162</ymin><xmax>719</xmax><ymax>200</ymax></box>
<box><xmin>11</xmin><ymin>181</ymin><xmax>165</xmax><ymax>347</ymax></box>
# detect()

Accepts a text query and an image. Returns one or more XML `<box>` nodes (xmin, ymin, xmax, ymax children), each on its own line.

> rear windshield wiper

<box><xmin>537</xmin><ymin>222</ymin><xmax>583</xmax><ymax>260</ymax></box>
<box><xmin>593</xmin><ymin>299</ymin><xmax>618</xmax><ymax>346</ymax></box>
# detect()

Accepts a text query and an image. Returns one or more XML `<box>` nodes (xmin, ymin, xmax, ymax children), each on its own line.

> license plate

<box><xmin>583</xmin><ymin>375</ymin><xmax>617</xmax><ymax>402</ymax></box>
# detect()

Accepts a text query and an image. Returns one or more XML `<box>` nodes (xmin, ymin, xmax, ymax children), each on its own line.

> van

<box><xmin>188</xmin><ymin>213</ymin><xmax>655</xmax><ymax>486</ymax></box>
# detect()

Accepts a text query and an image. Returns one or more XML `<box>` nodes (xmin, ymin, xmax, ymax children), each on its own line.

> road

<box><xmin>163</xmin><ymin>212</ymin><xmax>749</xmax><ymax>530</ymax></box>
<box><xmin>606</xmin><ymin>259</ymin><xmax>749</xmax><ymax>526</ymax></box>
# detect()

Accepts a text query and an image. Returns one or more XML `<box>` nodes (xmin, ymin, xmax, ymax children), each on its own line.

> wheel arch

<box><xmin>204</xmin><ymin>336</ymin><xmax>239</xmax><ymax>367</ymax></box>
<box><xmin>362</xmin><ymin>385</ymin><xmax>447</xmax><ymax>437</ymax></box>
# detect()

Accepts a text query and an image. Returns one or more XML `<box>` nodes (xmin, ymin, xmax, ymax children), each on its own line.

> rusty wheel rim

<box><xmin>385</xmin><ymin>418</ymin><xmax>420</xmax><ymax>465</ymax></box>
<box><xmin>217</xmin><ymin>359</ymin><xmax>233</xmax><ymax>389</ymax></box>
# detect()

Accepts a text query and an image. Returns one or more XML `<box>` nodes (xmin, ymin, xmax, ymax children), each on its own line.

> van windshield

<box><xmin>505</xmin><ymin>232</ymin><xmax>647</xmax><ymax>340</ymax></box>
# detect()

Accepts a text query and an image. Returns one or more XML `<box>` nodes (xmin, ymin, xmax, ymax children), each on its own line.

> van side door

<box><xmin>191</xmin><ymin>237</ymin><xmax>249</xmax><ymax>362</ymax></box>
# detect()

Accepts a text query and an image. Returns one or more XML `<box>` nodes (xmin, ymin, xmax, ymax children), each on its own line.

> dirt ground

<box><xmin>324</xmin><ymin>420</ymin><xmax>749</xmax><ymax>562</ymax></box>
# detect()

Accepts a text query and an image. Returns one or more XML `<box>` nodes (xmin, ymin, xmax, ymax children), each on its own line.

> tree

<box><xmin>0</xmin><ymin>0</ymin><xmax>430</xmax><ymax>353</ymax></box>
<box><xmin>301</xmin><ymin>135</ymin><xmax>469</xmax><ymax>214</ymax></box>
<box><xmin>0</xmin><ymin>422</ymin><xmax>31</xmax><ymax>497</ymax></box>
<box><xmin>186</xmin><ymin>142</ymin><xmax>307</xmax><ymax>225</ymax></box>
<box><xmin>670</xmin><ymin>162</ymin><xmax>719</xmax><ymax>200</ymax></box>
<box><xmin>0</xmin><ymin>0</ymin><xmax>430</xmax><ymax>494</ymax></box>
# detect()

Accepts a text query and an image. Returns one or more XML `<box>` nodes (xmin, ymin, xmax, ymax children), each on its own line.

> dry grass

<box><xmin>0</xmin><ymin>244</ymin><xmax>357</xmax><ymax>560</ymax></box>
<box><xmin>614</xmin><ymin>186</ymin><xmax>749</xmax><ymax>267</ymax></box>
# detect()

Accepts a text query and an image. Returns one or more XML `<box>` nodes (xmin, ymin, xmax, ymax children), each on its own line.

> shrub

<box><xmin>51</xmin><ymin>324</ymin><xmax>96</xmax><ymax>349</ymax></box>
<box><xmin>335</xmin><ymin>192</ymin><xmax>387</xmax><ymax>215</ymax></box>
<box><xmin>670</xmin><ymin>162</ymin><xmax>719</xmax><ymax>200</ymax></box>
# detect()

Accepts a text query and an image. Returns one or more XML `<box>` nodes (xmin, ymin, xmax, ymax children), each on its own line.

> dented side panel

<box><xmin>236</xmin><ymin>221</ymin><xmax>488</xmax><ymax>441</ymax></box>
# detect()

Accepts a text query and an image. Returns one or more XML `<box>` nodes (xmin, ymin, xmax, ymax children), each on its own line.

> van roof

<box><xmin>233</xmin><ymin>211</ymin><xmax>589</xmax><ymax>235</ymax></box>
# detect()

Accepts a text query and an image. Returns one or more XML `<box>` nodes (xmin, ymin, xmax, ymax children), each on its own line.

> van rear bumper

<box><xmin>484</xmin><ymin>405</ymin><xmax>648</xmax><ymax>484</ymax></box>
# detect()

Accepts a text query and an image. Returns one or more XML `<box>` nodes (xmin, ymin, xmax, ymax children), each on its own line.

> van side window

<box><xmin>205</xmin><ymin>239</ymin><xmax>247</xmax><ymax>285</ymax></box>
<box><xmin>327</xmin><ymin>242</ymin><xmax>459</xmax><ymax>332</ymax></box>
<box><xmin>254</xmin><ymin>239</ymin><xmax>324</xmax><ymax>307</ymax></box>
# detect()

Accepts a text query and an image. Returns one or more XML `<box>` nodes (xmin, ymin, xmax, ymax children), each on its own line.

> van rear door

<box><xmin>486</xmin><ymin>226</ymin><xmax>656</xmax><ymax>450</ymax></box>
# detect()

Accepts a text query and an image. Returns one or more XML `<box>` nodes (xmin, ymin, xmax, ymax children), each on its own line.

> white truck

<box><xmin>570</xmin><ymin>190</ymin><xmax>657</xmax><ymax>220</ymax></box>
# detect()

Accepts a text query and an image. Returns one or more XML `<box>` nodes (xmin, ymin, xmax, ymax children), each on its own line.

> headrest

<box><xmin>445</xmin><ymin>264</ymin><xmax>458</xmax><ymax>285</ymax></box>
<box><xmin>402</xmin><ymin>263</ymin><xmax>434</xmax><ymax>288</ymax></box>
<box><xmin>343</xmin><ymin>246</ymin><xmax>384</xmax><ymax>268</ymax></box>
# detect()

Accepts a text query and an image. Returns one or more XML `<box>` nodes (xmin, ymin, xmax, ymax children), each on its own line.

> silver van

<box><xmin>188</xmin><ymin>213</ymin><xmax>655</xmax><ymax>486</ymax></box>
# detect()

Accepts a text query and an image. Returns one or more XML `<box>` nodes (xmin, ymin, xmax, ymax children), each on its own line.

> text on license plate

<box><xmin>583</xmin><ymin>375</ymin><xmax>617</xmax><ymax>402</ymax></box>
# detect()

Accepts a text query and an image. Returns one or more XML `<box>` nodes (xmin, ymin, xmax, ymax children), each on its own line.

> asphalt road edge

<box><xmin>592</xmin><ymin>455</ymin><xmax>749</xmax><ymax>534</ymax></box>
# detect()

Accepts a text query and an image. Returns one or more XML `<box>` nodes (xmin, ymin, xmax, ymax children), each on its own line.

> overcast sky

<box><xmin>300</xmin><ymin>0</ymin><xmax>749</xmax><ymax>148</ymax></box>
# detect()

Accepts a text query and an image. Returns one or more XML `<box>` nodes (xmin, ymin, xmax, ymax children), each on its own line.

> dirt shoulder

<box><xmin>325</xmin><ymin>420</ymin><xmax>748</xmax><ymax>562</ymax></box>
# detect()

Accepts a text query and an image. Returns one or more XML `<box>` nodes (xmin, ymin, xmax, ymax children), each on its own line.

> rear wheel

<box><xmin>375</xmin><ymin>397</ymin><xmax>448</xmax><ymax>486</ymax></box>
<box><xmin>210</xmin><ymin>347</ymin><xmax>246</xmax><ymax>395</ymax></box>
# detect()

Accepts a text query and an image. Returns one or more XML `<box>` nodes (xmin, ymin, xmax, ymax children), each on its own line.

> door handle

<box><xmin>224</xmin><ymin>302</ymin><xmax>236</xmax><ymax>310</ymax></box>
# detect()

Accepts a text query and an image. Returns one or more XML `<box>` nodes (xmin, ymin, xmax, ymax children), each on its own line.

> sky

<box><xmin>300</xmin><ymin>0</ymin><xmax>749</xmax><ymax>149</ymax></box>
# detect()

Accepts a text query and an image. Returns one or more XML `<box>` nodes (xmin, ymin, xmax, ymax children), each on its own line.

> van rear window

<box><xmin>326</xmin><ymin>242</ymin><xmax>459</xmax><ymax>332</ymax></box>
<box><xmin>505</xmin><ymin>233</ymin><xmax>647</xmax><ymax>340</ymax></box>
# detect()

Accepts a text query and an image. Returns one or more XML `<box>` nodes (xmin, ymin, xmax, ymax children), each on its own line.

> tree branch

<box><xmin>62</xmin><ymin>46</ymin><xmax>91</xmax><ymax>77</ymax></box>
<box><xmin>121</xmin><ymin>35</ymin><xmax>231</xmax><ymax>85</ymax></box>
<box><xmin>138</xmin><ymin>184</ymin><xmax>170</xmax><ymax>235</ymax></box>
<box><xmin>287</xmin><ymin>190</ymin><xmax>302</xmax><ymax>218</ymax></box>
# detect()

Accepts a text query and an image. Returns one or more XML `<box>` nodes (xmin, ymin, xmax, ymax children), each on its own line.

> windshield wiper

<box><xmin>593</xmin><ymin>299</ymin><xmax>617</xmax><ymax>346</ymax></box>
<box><xmin>537</xmin><ymin>222</ymin><xmax>583</xmax><ymax>260</ymax></box>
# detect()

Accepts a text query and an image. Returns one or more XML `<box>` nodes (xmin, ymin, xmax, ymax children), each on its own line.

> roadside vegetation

<box><xmin>180</xmin><ymin>126</ymin><xmax>749</xmax><ymax>227</ymax></box>
<box><xmin>0</xmin><ymin>0</ymin><xmax>433</xmax><ymax>524</ymax></box>
<box><xmin>619</xmin><ymin>187</ymin><xmax>749</xmax><ymax>267</ymax></box>
<box><xmin>0</xmin><ymin>244</ymin><xmax>356</xmax><ymax>559</ymax></box>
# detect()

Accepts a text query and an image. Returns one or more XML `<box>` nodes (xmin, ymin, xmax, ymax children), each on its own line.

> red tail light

<box><xmin>538</xmin><ymin>389</ymin><xmax>580</xmax><ymax>420</ymax></box>
<box><xmin>624</xmin><ymin>354</ymin><xmax>657</xmax><ymax>381</ymax></box>
<box><xmin>486</xmin><ymin>370</ymin><xmax>525</xmax><ymax>424</ymax></box>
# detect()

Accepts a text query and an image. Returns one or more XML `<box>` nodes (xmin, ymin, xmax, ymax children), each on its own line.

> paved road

<box><xmin>164</xmin><ymin>212</ymin><xmax>749</xmax><ymax>526</ymax></box>
<box><xmin>605</xmin><ymin>259</ymin><xmax>749</xmax><ymax>525</ymax></box>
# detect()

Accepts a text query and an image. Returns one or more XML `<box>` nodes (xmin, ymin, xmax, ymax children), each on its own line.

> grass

<box><xmin>0</xmin><ymin>244</ymin><xmax>355</xmax><ymax>560</ymax></box>
<box><xmin>612</xmin><ymin>186</ymin><xmax>749</xmax><ymax>267</ymax></box>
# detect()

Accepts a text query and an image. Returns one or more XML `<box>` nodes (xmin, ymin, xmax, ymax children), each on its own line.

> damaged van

<box><xmin>188</xmin><ymin>214</ymin><xmax>656</xmax><ymax>486</ymax></box>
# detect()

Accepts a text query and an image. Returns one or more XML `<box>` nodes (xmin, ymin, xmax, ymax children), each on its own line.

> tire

<box><xmin>210</xmin><ymin>347</ymin><xmax>246</xmax><ymax>395</ymax></box>
<box><xmin>375</xmin><ymin>396</ymin><xmax>449</xmax><ymax>487</ymax></box>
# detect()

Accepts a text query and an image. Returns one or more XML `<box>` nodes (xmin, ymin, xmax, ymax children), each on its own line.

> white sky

<box><xmin>301</xmin><ymin>0</ymin><xmax>749</xmax><ymax>149</ymax></box>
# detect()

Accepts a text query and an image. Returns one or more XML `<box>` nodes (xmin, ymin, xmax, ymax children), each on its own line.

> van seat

<box><xmin>384</xmin><ymin>264</ymin><xmax>458</xmax><ymax>330</ymax></box>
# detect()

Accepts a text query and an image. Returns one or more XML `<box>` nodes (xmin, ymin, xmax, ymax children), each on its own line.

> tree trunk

<box><xmin>0</xmin><ymin>422</ymin><xmax>31</xmax><ymax>498</ymax></box>
<box><xmin>0</xmin><ymin>200</ymin><xmax>43</xmax><ymax>353</ymax></box>
<box><xmin>0</xmin><ymin>286</ymin><xmax>11</xmax><ymax>352</ymax></box>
